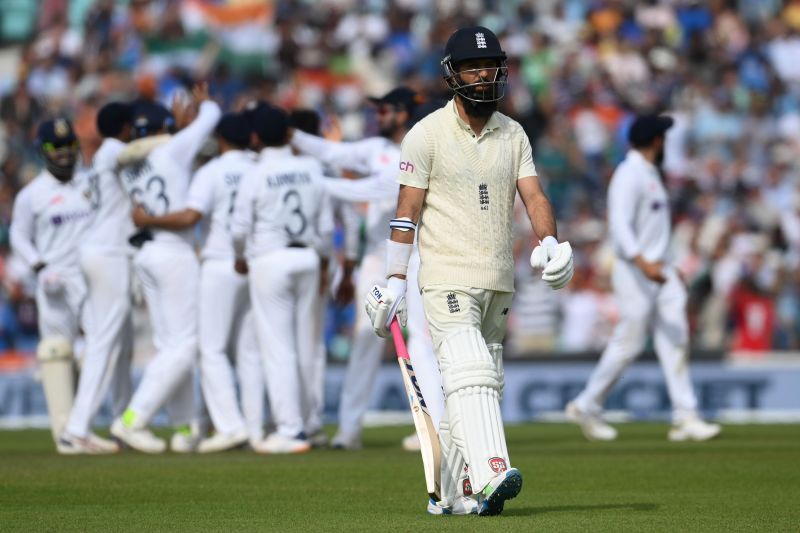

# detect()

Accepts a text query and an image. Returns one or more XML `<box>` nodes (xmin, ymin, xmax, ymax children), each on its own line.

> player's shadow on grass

<box><xmin>504</xmin><ymin>502</ymin><xmax>658</xmax><ymax>517</ymax></box>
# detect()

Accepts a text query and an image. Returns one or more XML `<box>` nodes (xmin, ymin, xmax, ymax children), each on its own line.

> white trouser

<box><xmin>198</xmin><ymin>258</ymin><xmax>248</xmax><ymax>435</ymax></box>
<box><xmin>337</xmin><ymin>249</ymin><xmax>444</xmax><ymax>439</ymax></box>
<box><xmin>574</xmin><ymin>261</ymin><xmax>699</xmax><ymax>423</ymax></box>
<box><xmin>236</xmin><ymin>311</ymin><xmax>265</xmax><ymax>442</ymax></box>
<box><xmin>249</xmin><ymin>248</ymin><xmax>320</xmax><ymax>438</ymax></box>
<box><xmin>127</xmin><ymin>241</ymin><xmax>199</xmax><ymax>427</ymax></box>
<box><xmin>336</xmin><ymin>251</ymin><xmax>383</xmax><ymax>439</ymax></box>
<box><xmin>423</xmin><ymin>285</ymin><xmax>513</xmax><ymax>495</ymax></box>
<box><xmin>35</xmin><ymin>267</ymin><xmax>86</xmax><ymax>341</ymax></box>
<box><xmin>307</xmin><ymin>292</ymin><xmax>328</xmax><ymax>436</ymax></box>
<box><xmin>65</xmin><ymin>248</ymin><xmax>133</xmax><ymax>438</ymax></box>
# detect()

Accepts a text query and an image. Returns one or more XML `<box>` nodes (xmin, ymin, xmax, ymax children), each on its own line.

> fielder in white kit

<box><xmin>231</xmin><ymin>104</ymin><xmax>334</xmax><ymax>454</ymax></box>
<box><xmin>131</xmin><ymin>112</ymin><xmax>258</xmax><ymax>453</ymax></box>
<box><xmin>291</xmin><ymin>88</ymin><xmax>443</xmax><ymax>451</ymax></box>
<box><xmin>9</xmin><ymin>118</ymin><xmax>104</xmax><ymax>449</ymax></box>
<box><xmin>567</xmin><ymin>115</ymin><xmax>720</xmax><ymax>442</ymax></box>
<box><xmin>111</xmin><ymin>86</ymin><xmax>222</xmax><ymax>453</ymax></box>
<box><xmin>59</xmin><ymin>102</ymin><xmax>138</xmax><ymax>454</ymax></box>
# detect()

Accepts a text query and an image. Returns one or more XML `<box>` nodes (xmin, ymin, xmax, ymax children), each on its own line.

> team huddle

<box><xmin>10</xmin><ymin>25</ymin><xmax>721</xmax><ymax>517</ymax></box>
<box><xmin>10</xmin><ymin>82</ymin><xmax>444</xmax><ymax>457</ymax></box>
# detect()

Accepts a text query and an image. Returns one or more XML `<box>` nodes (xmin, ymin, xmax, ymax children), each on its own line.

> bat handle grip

<box><xmin>390</xmin><ymin>318</ymin><xmax>410</xmax><ymax>360</ymax></box>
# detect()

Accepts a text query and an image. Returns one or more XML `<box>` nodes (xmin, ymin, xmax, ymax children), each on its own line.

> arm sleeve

<box><xmin>230</xmin><ymin>171</ymin><xmax>255</xmax><ymax>259</ymax></box>
<box><xmin>315</xmin><ymin>190</ymin><xmax>335</xmax><ymax>258</ymax></box>
<box><xmin>291</xmin><ymin>130</ymin><xmax>374</xmax><ymax>174</ymax></box>
<box><xmin>9</xmin><ymin>188</ymin><xmax>41</xmax><ymax>267</ymax></box>
<box><xmin>166</xmin><ymin>101</ymin><xmax>222</xmax><ymax>171</ymax></box>
<box><xmin>336</xmin><ymin>200</ymin><xmax>362</xmax><ymax>261</ymax></box>
<box><xmin>116</xmin><ymin>135</ymin><xmax>171</xmax><ymax>167</ymax></box>
<box><xmin>396</xmin><ymin>123</ymin><xmax>432</xmax><ymax>189</ymax></box>
<box><xmin>517</xmin><ymin>130</ymin><xmax>538</xmax><ymax>179</ymax></box>
<box><xmin>93</xmin><ymin>140</ymin><xmax>125</xmax><ymax>174</ymax></box>
<box><xmin>607</xmin><ymin>167</ymin><xmax>641</xmax><ymax>259</ymax></box>
<box><xmin>322</xmin><ymin>171</ymin><xmax>398</xmax><ymax>203</ymax></box>
<box><xmin>185</xmin><ymin>164</ymin><xmax>215</xmax><ymax>216</ymax></box>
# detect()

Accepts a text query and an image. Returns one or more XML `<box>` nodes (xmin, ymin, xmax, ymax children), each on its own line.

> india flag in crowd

<box><xmin>180</xmin><ymin>0</ymin><xmax>276</xmax><ymax>55</ymax></box>
<box><xmin>142</xmin><ymin>0</ymin><xmax>278</xmax><ymax>77</ymax></box>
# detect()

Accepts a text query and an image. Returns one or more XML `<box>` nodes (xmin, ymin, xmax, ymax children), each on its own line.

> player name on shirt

<box><xmin>267</xmin><ymin>171</ymin><xmax>311</xmax><ymax>188</ymax></box>
<box><xmin>121</xmin><ymin>160</ymin><xmax>153</xmax><ymax>185</ymax></box>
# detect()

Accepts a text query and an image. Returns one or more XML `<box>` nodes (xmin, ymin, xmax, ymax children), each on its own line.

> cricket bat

<box><xmin>390</xmin><ymin>318</ymin><xmax>442</xmax><ymax>501</ymax></box>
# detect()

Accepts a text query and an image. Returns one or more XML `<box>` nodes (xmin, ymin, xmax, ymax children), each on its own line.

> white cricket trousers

<box><xmin>127</xmin><ymin>241</ymin><xmax>199</xmax><ymax>427</ymax></box>
<box><xmin>249</xmin><ymin>248</ymin><xmax>320</xmax><ymax>438</ymax></box>
<box><xmin>65</xmin><ymin>248</ymin><xmax>133</xmax><ymax>438</ymax></box>
<box><xmin>236</xmin><ymin>311</ymin><xmax>265</xmax><ymax>442</ymax></box>
<box><xmin>574</xmin><ymin>261</ymin><xmax>699</xmax><ymax>423</ymax></box>
<box><xmin>198</xmin><ymin>258</ymin><xmax>249</xmax><ymax>436</ymax></box>
<box><xmin>337</xmin><ymin>249</ymin><xmax>444</xmax><ymax>439</ymax></box>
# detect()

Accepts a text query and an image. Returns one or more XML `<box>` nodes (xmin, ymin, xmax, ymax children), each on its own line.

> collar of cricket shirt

<box><xmin>449</xmin><ymin>98</ymin><xmax>501</xmax><ymax>139</ymax></box>
<box><xmin>627</xmin><ymin>148</ymin><xmax>660</xmax><ymax>177</ymax></box>
<box><xmin>260</xmin><ymin>145</ymin><xmax>293</xmax><ymax>158</ymax></box>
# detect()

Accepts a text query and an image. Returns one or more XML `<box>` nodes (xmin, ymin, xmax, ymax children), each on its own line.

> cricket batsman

<box><xmin>366</xmin><ymin>27</ymin><xmax>574</xmax><ymax>515</ymax></box>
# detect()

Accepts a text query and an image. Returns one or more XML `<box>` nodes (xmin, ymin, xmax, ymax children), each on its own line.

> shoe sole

<box><xmin>668</xmin><ymin>429</ymin><xmax>721</xmax><ymax>442</ymax></box>
<box><xmin>198</xmin><ymin>439</ymin><xmax>249</xmax><ymax>454</ymax></box>
<box><xmin>478</xmin><ymin>471</ymin><xmax>523</xmax><ymax>516</ymax></box>
<box><xmin>111</xmin><ymin>426</ymin><xmax>166</xmax><ymax>454</ymax></box>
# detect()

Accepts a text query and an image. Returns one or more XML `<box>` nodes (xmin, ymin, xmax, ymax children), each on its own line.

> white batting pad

<box><xmin>487</xmin><ymin>343</ymin><xmax>504</xmax><ymax>400</ymax></box>
<box><xmin>438</xmin><ymin>327</ymin><xmax>510</xmax><ymax>493</ymax></box>
<box><xmin>438</xmin><ymin>416</ymin><xmax>470</xmax><ymax>505</ymax></box>
<box><xmin>36</xmin><ymin>336</ymin><xmax>75</xmax><ymax>441</ymax></box>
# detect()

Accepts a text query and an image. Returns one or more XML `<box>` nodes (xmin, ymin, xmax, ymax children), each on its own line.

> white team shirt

<box><xmin>10</xmin><ymin>169</ymin><xmax>95</xmax><ymax>271</ymax></box>
<box><xmin>118</xmin><ymin>101</ymin><xmax>222</xmax><ymax>246</ymax></box>
<box><xmin>292</xmin><ymin>130</ymin><xmax>399</xmax><ymax>255</ymax></box>
<box><xmin>607</xmin><ymin>149</ymin><xmax>671</xmax><ymax>263</ymax></box>
<box><xmin>83</xmin><ymin>138</ymin><xmax>133</xmax><ymax>253</ymax></box>
<box><xmin>231</xmin><ymin>145</ymin><xmax>334</xmax><ymax>259</ymax></box>
<box><xmin>186</xmin><ymin>149</ymin><xmax>258</xmax><ymax>260</ymax></box>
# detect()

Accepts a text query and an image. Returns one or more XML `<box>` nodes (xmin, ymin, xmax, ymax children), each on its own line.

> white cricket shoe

<box><xmin>402</xmin><ymin>433</ymin><xmax>421</xmax><ymax>452</ymax></box>
<box><xmin>57</xmin><ymin>433</ymin><xmax>119</xmax><ymax>455</ymax></box>
<box><xmin>87</xmin><ymin>433</ymin><xmax>121</xmax><ymax>453</ymax></box>
<box><xmin>668</xmin><ymin>416</ymin><xmax>721</xmax><ymax>442</ymax></box>
<box><xmin>253</xmin><ymin>433</ymin><xmax>311</xmax><ymax>454</ymax></box>
<box><xmin>170</xmin><ymin>430</ymin><xmax>199</xmax><ymax>453</ymax></box>
<box><xmin>330</xmin><ymin>432</ymin><xmax>362</xmax><ymax>450</ymax></box>
<box><xmin>477</xmin><ymin>468</ymin><xmax>523</xmax><ymax>516</ymax></box>
<box><xmin>111</xmin><ymin>418</ymin><xmax>166</xmax><ymax>454</ymax></box>
<box><xmin>197</xmin><ymin>429</ymin><xmax>248</xmax><ymax>454</ymax></box>
<box><xmin>426</xmin><ymin>496</ymin><xmax>478</xmax><ymax>515</ymax></box>
<box><xmin>307</xmin><ymin>430</ymin><xmax>329</xmax><ymax>449</ymax></box>
<box><xmin>565</xmin><ymin>401</ymin><xmax>618</xmax><ymax>441</ymax></box>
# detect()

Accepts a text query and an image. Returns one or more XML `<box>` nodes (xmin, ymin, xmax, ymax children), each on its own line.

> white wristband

<box><xmin>385</xmin><ymin>239</ymin><xmax>413</xmax><ymax>278</ymax></box>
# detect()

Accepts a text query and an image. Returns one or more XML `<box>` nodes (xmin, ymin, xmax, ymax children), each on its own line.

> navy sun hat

<box><xmin>627</xmin><ymin>114</ymin><xmax>674</xmax><ymax>147</ymax></box>
<box><xmin>215</xmin><ymin>113</ymin><xmax>252</xmax><ymax>148</ymax></box>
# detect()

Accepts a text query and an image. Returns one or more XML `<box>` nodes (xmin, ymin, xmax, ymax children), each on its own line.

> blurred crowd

<box><xmin>0</xmin><ymin>0</ymin><xmax>799</xmax><ymax>356</ymax></box>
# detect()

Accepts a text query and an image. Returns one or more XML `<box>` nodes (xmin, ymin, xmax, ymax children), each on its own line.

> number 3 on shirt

<box><xmin>282</xmin><ymin>189</ymin><xmax>307</xmax><ymax>239</ymax></box>
<box><xmin>130</xmin><ymin>175</ymin><xmax>170</xmax><ymax>215</ymax></box>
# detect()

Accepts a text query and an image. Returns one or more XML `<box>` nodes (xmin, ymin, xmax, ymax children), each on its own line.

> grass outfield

<box><xmin>1</xmin><ymin>424</ymin><xmax>798</xmax><ymax>532</ymax></box>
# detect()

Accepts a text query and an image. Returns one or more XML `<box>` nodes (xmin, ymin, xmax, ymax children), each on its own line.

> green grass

<box><xmin>1</xmin><ymin>424</ymin><xmax>798</xmax><ymax>532</ymax></box>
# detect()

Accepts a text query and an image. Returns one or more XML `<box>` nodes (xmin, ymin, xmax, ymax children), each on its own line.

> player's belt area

<box><xmin>287</xmin><ymin>242</ymin><xmax>307</xmax><ymax>248</ymax></box>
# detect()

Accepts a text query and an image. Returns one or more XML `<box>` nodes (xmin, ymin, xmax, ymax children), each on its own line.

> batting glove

<box><xmin>365</xmin><ymin>277</ymin><xmax>407</xmax><ymax>338</ymax></box>
<box><xmin>530</xmin><ymin>236</ymin><xmax>574</xmax><ymax>290</ymax></box>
